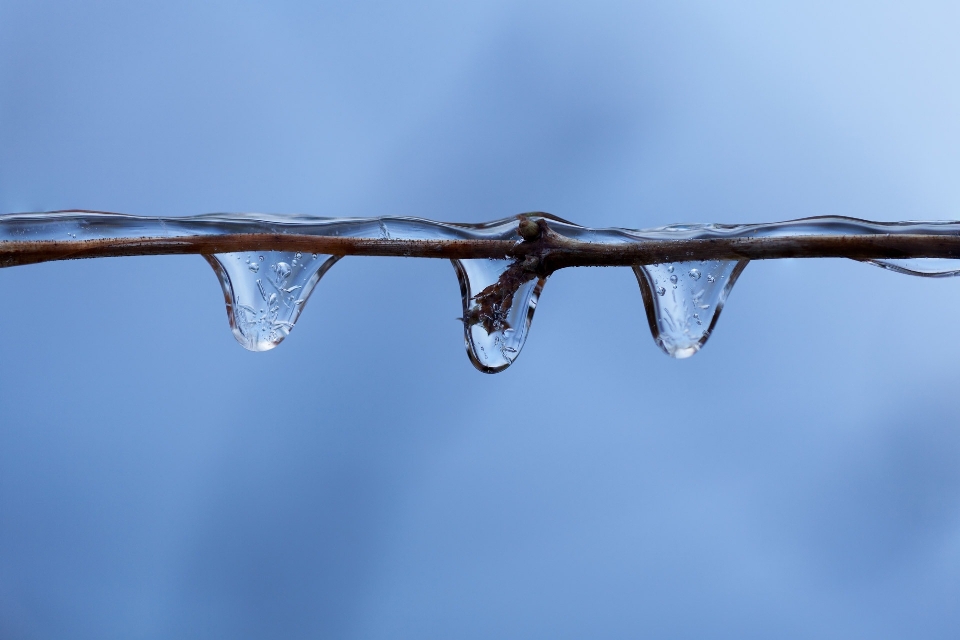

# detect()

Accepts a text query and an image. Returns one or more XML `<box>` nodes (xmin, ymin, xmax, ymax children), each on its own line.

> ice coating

<box><xmin>452</xmin><ymin>258</ymin><xmax>546</xmax><ymax>373</ymax></box>
<box><xmin>0</xmin><ymin>210</ymin><xmax>525</xmax><ymax>249</ymax></box>
<box><xmin>867</xmin><ymin>258</ymin><xmax>960</xmax><ymax>277</ymax></box>
<box><xmin>4</xmin><ymin>210</ymin><xmax>960</xmax><ymax>371</ymax></box>
<box><xmin>6</xmin><ymin>210</ymin><xmax>960</xmax><ymax>247</ymax></box>
<box><xmin>543</xmin><ymin>216</ymin><xmax>960</xmax><ymax>246</ymax></box>
<box><xmin>205</xmin><ymin>251</ymin><xmax>340</xmax><ymax>351</ymax></box>
<box><xmin>633</xmin><ymin>260</ymin><xmax>748</xmax><ymax>358</ymax></box>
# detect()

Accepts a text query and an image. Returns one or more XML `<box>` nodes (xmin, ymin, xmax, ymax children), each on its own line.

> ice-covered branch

<box><xmin>3</xmin><ymin>210</ymin><xmax>960</xmax><ymax>372</ymax></box>
<box><xmin>4</xmin><ymin>211</ymin><xmax>960</xmax><ymax>269</ymax></box>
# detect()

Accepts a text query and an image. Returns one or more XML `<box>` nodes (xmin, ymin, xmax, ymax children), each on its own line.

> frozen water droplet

<box><xmin>689</xmin><ymin>268</ymin><xmax>701</xmax><ymax>280</ymax></box>
<box><xmin>634</xmin><ymin>260</ymin><xmax>748</xmax><ymax>358</ymax></box>
<box><xmin>451</xmin><ymin>258</ymin><xmax>547</xmax><ymax>373</ymax></box>
<box><xmin>204</xmin><ymin>251</ymin><xmax>340</xmax><ymax>352</ymax></box>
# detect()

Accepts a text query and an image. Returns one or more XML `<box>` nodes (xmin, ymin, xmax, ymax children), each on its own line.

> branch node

<box><xmin>518</xmin><ymin>217</ymin><xmax>541</xmax><ymax>242</ymax></box>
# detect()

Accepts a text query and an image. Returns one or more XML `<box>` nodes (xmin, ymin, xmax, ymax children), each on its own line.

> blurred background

<box><xmin>2</xmin><ymin>1</ymin><xmax>960</xmax><ymax>637</ymax></box>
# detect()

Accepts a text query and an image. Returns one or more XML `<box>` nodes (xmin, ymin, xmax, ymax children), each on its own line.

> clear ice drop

<box><xmin>205</xmin><ymin>251</ymin><xmax>340</xmax><ymax>351</ymax></box>
<box><xmin>452</xmin><ymin>258</ymin><xmax>547</xmax><ymax>373</ymax></box>
<box><xmin>633</xmin><ymin>260</ymin><xmax>748</xmax><ymax>358</ymax></box>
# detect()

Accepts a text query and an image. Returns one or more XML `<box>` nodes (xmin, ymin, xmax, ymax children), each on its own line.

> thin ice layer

<box><xmin>452</xmin><ymin>258</ymin><xmax>546</xmax><ymax>373</ymax></box>
<box><xmin>867</xmin><ymin>258</ymin><xmax>960</xmax><ymax>277</ymax></box>
<box><xmin>8</xmin><ymin>210</ymin><xmax>960</xmax><ymax>248</ymax></box>
<box><xmin>205</xmin><ymin>251</ymin><xmax>340</xmax><ymax>351</ymax></box>
<box><xmin>634</xmin><ymin>260</ymin><xmax>748</xmax><ymax>358</ymax></box>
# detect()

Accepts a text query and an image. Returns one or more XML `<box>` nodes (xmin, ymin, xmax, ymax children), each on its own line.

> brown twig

<box><xmin>2</xmin><ymin>216</ymin><xmax>960</xmax><ymax>271</ymax></box>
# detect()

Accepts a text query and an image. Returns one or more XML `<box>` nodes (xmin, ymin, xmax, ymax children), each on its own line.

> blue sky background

<box><xmin>2</xmin><ymin>1</ymin><xmax>960</xmax><ymax>637</ymax></box>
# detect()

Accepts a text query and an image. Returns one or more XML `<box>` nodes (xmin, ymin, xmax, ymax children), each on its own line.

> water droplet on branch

<box><xmin>205</xmin><ymin>251</ymin><xmax>340</xmax><ymax>352</ymax></box>
<box><xmin>452</xmin><ymin>258</ymin><xmax>547</xmax><ymax>373</ymax></box>
<box><xmin>633</xmin><ymin>260</ymin><xmax>748</xmax><ymax>358</ymax></box>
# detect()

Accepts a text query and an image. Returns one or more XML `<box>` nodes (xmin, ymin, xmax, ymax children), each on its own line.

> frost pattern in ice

<box><xmin>452</xmin><ymin>258</ymin><xmax>546</xmax><ymax>373</ymax></box>
<box><xmin>205</xmin><ymin>251</ymin><xmax>340</xmax><ymax>351</ymax></box>
<box><xmin>633</xmin><ymin>260</ymin><xmax>748</xmax><ymax>358</ymax></box>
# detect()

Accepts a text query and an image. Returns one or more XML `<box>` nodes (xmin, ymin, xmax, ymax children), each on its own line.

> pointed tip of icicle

<box><xmin>205</xmin><ymin>251</ymin><xmax>340</xmax><ymax>352</ymax></box>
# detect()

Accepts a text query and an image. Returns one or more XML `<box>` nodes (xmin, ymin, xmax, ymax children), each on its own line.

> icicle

<box><xmin>633</xmin><ymin>260</ymin><xmax>748</xmax><ymax>358</ymax></box>
<box><xmin>205</xmin><ymin>251</ymin><xmax>340</xmax><ymax>351</ymax></box>
<box><xmin>452</xmin><ymin>258</ymin><xmax>546</xmax><ymax>373</ymax></box>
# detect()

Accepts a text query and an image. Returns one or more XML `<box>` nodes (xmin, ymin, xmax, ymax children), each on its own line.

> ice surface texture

<box><xmin>3</xmin><ymin>211</ymin><xmax>960</xmax><ymax>372</ymax></box>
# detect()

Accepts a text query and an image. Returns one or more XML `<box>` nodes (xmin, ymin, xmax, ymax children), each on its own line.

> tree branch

<box><xmin>2</xmin><ymin>212</ymin><xmax>960</xmax><ymax>272</ymax></box>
